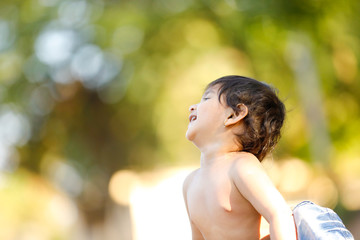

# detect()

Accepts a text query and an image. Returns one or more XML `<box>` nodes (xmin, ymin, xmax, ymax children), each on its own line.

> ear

<box><xmin>224</xmin><ymin>104</ymin><xmax>248</xmax><ymax>127</ymax></box>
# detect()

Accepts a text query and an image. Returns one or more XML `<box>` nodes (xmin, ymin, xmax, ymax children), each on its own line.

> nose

<box><xmin>189</xmin><ymin>104</ymin><xmax>197</xmax><ymax>112</ymax></box>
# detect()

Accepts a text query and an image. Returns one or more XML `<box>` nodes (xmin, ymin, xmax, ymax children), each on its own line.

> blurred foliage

<box><xmin>0</xmin><ymin>0</ymin><xmax>360</xmax><ymax>238</ymax></box>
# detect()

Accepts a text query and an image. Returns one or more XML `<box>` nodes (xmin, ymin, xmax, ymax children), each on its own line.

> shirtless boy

<box><xmin>183</xmin><ymin>76</ymin><xmax>297</xmax><ymax>240</ymax></box>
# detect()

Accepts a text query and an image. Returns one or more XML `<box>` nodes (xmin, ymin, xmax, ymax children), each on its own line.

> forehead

<box><xmin>204</xmin><ymin>84</ymin><xmax>220</xmax><ymax>95</ymax></box>
<box><xmin>203</xmin><ymin>84</ymin><xmax>227</xmax><ymax>104</ymax></box>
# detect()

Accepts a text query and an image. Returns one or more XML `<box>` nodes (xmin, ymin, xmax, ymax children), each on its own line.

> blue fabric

<box><xmin>293</xmin><ymin>201</ymin><xmax>354</xmax><ymax>240</ymax></box>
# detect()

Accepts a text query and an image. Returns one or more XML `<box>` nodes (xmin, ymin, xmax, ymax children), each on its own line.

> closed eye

<box><xmin>202</xmin><ymin>89</ymin><xmax>215</xmax><ymax>101</ymax></box>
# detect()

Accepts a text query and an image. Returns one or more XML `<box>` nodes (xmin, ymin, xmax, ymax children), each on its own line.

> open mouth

<box><xmin>189</xmin><ymin>115</ymin><xmax>197</xmax><ymax>122</ymax></box>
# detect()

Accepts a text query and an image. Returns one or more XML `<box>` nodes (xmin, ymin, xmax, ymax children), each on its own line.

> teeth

<box><xmin>190</xmin><ymin>116</ymin><xmax>197</xmax><ymax>122</ymax></box>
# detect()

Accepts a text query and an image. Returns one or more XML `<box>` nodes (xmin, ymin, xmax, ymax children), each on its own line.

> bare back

<box><xmin>184</xmin><ymin>156</ymin><xmax>262</xmax><ymax>240</ymax></box>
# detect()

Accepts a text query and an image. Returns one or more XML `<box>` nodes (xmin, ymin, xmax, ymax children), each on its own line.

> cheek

<box><xmin>199</xmin><ymin>105</ymin><xmax>223</xmax><ymax>122</ymax></box>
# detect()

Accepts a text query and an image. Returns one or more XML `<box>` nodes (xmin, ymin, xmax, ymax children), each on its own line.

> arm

<box><xmin>231</xmin><ymin>156</ymin><xmax>297</xmax><ymax>240</ymax></box>
<box><xmin>261</xmin><ymin>235</ymin><xmax>271</xmax><ymax>240</ymax></box>
<box><xmin>183</xmin><ymin>170</ymin><xmax>205</xmax><ymax>240</ymax></box>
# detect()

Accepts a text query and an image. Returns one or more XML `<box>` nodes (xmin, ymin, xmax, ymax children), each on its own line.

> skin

<box><xmin>183</xmin><ymin>86</ymin><xmax>297</xmax><ymax>240</ymax></box>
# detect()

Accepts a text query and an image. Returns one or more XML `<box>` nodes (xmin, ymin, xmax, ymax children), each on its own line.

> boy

<box><xmin>183</xmin><ymin>75</ymin><xmax>297</xmax><ymax>240</ymax></box>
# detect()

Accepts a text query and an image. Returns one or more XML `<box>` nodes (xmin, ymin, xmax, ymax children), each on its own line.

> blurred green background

<box><xmin>0</xmin><ymin>0</ymin><xmax>360</xmax><ymax>239</ymax></box>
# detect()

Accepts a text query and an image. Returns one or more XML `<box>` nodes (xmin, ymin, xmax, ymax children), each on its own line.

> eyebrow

<box><xmin>203</xmin><ymin>89</ymin><xmax>215</xmax><ymax>96</ymax></box>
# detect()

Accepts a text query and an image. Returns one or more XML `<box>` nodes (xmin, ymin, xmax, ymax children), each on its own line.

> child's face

<box><xmin>186</xmin><ymin>85</ymin><xmax>230</xmax><ymax>143</ymax></box>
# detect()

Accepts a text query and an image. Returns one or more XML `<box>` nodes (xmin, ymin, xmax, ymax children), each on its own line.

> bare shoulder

<box><xmin>229</xmin><ymin>152</ymin><xmax>265</xmax><ymax>177</ymax></box>
<box><xmin>228</xmin><ymin>151</ymin><xmax>271</xmax><ymax>191</ymax></box>
<box><xmin>183</xmin><ymin>168</ymin><xmax>200</xmax><ymax>194</ymax></box>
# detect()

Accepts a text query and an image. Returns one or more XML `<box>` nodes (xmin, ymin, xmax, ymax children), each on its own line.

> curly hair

<box><xmin>207</xmin><ymin>75</ymin><xmax>285</xmax><ymax>161</ymax></box>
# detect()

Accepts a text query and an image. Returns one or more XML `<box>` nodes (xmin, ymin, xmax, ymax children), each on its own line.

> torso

<box><xmin>185</xmin><ymin>158</ymin><xmax>261</xmax><ymax>240</ymax></box>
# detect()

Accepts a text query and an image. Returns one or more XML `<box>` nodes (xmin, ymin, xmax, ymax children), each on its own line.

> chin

<box><xmin>185</xmin><ymin>131</ymin><xmax>193</xmax><ymax>141</ymax></box>
<box><xmin>185</xmin><ymin>128</ymin><xmax>196</xmax><ymax>141</ymax></box>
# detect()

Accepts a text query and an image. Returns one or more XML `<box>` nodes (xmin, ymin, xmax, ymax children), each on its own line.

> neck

<box><xmin>198</xmin><ymin>141</ymin><xmax>240</xmax><ymax>168</ymax></box>
<box><xmin>191</xmin><ymin>127</ymin><xmax>243</xmax><ymax>167</ymax></box>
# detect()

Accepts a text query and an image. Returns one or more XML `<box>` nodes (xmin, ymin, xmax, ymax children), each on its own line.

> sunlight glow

<box><xmin>109</xmin><ymin>167</ymin><xmax>194</xmax><ymax>240</ymax></box>
<box><xmin>109</xmin><ymin>170</ymin><xmax>140</xmax><ymax>206</ymax></box>
<box><xmin>130</xmin><ymin>168</ymin><xmax>192</xmax><ymax>240</ymax></box>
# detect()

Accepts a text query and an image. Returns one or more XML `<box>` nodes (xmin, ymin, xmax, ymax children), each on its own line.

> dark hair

<box><xmin>207</xmin><ymin>75</ymin><xmax>285</xmax><ymax>161</ymax></box>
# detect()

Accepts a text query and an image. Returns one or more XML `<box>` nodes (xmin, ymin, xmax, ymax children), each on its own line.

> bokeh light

<box><xmin>35</xmin><ymin>27</ymin><xmax>79</xmax><ymax>67</ymax></box>
<box><xmin>109</xmin><ymin>170</ymin><xmax>139</xmax><ymax>206</ymax></box>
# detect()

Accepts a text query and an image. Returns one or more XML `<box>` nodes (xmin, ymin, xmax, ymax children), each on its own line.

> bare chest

<box><xmin>186</xmin><ymin>170</ymin><xmax>261</xmax><ymax>239</ymax></box>
<box><xmin>186</xmin><ymin>172</ymin><xmax>239</xmax><ymax>224</ymax></box>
